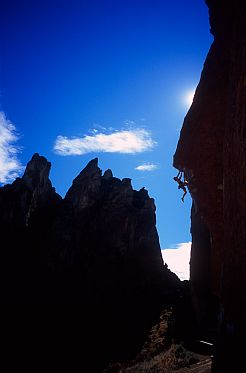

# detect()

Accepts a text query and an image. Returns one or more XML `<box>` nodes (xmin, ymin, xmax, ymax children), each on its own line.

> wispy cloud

<box><xmin>161</xmin><ymin>242</ymin><xmax>191</xmax><ymax>281</ymax></box>
<box><xmin>54</xmin><ymin>128</ymin><xmax>156</xmax><ymax>156</ymax></box>
<box><xmin>0</xmin><ymin>112</ymin><xmax>23</xmax><ymax>184</ymax></box>
<box><xmin>135</xmin><ymin>163</ymin><xmax>158</xmax><ymax>171</ymax></box>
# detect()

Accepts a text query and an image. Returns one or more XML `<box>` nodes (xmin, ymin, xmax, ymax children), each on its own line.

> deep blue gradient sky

<box><xmin>0</xmin><ymin>0</ymin><xmax>212</xmax><ymax>248</ymax></box>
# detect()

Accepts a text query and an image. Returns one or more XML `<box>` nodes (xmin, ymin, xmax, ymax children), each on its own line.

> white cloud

<box><xmin>161</xmin><ymin>242</ymin><xmax>191</xmax><ymax>281</ymax></box>
<box><xmin>135</xmin><ymin>163</ymin><xmax>158</xmax><ymax>171</ymax></box>
<box><xmin>0</xmin><ymin>112</ymin><xmax>23</xmax><ymax>184</ymax></box>
<box><xmin>54</xmin><ymin>128</ymin><xmax>156</xmax><ymax>156</ymax></box>
<box><xmin>124</xmin><ymin>119</ymin><xmax>136</xmax><ymax>126</ymax></box>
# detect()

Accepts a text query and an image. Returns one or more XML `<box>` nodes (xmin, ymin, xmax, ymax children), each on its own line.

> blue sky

<box><xmin>0</xmin><ymin>0</ymin><xmax>212</xmax><ymax>250</ymax></box>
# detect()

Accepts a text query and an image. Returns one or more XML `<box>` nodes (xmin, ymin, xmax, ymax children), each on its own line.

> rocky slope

<box><xmin>0</xmin><ymin>153</ymin><xmax>180</xmax><ymax>371</ymax></box>
<box><xmin>173</xmin><ymin>0</ymin><xmax>246</xmax><ymax>370</ymax></box>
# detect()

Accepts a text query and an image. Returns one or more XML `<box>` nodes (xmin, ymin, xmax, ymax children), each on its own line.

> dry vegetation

<box><xmin>103</xmin><ymin>309</ymin><xmax>211</xmax><ymax>373</ymax></box>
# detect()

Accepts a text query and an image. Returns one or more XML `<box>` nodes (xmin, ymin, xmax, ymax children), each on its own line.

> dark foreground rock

<box><xmin>0</xmin><ymin>154</ymin><xmax>180</xmax><ymax>371</ymax></box>
<box><xmin>173</xmin><ymin>0</ymin><xmax>246</xmax><ymax>371</ymax></box>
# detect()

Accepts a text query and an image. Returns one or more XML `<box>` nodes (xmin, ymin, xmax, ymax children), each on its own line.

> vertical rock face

<box><xmin>173</xmin><ymin>0</ymin><xmax>246</xmax><ymax>369</ymax></box>
<box><xmin>65</xmin><ymin>157</ymin><xmax>102</xmax><ymax>209</ymax></box>
<box><xmin>190</xmin><ymin>202</ymin><xmax>218</xmax><ymax>340</ymax></box>
<box><xmin>0</xmin><ymin>154</ymin><xmax>179</xmax><ymax>371</ymax></box>
<box><xmin>22</xmin><ymin>152</ymin><xmax>52</xmax><ymax>192</ymax></box>
<box><xmin>0</xmin><ymin>153</ymin><xmax>61</xmax><ymax>302</ymax></box>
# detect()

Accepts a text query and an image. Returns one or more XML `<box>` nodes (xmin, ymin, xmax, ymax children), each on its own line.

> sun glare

<box><xmin>184</xmin><ymin>89</ymin><xmax>196</xmax><ymax>108</ymax></box>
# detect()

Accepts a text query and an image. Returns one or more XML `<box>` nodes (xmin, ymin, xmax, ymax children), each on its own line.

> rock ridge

<box><xmin>0</xmin><ymin>153</ymin><xmax>180</xmax><ymax>372</ymax></box>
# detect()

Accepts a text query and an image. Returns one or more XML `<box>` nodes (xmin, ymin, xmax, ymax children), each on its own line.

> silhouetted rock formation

<box><xmin>173</xmin><ymin>0</ymin><xmax>246</xmax><ymax>371</ymax></box>
<box><xmin>0</xmin><ymin>153</ymin><xmax>179</xmax><ymax>371</ymax></box>
<box><xmin>0</xmin><ymin>153</ymin><xmax>61</xmax><ymax>302</ymax></box>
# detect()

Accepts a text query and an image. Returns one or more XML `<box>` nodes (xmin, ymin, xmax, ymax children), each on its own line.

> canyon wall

<box><xmin>173</xmin><ymin>0</ymin><xmax>246</xmax><ymax>370</ymax></box>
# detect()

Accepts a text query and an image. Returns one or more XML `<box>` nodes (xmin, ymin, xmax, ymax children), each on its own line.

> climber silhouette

<box><xmin>173</xmin><ymin>171</ymin><xmax>188</xmax><ymax>202</ymax></box>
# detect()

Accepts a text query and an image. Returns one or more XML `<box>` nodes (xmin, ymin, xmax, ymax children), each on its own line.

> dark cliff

<box><xmin>173</xmin><ymin>0</ymin><xmax>246</xmax><ymax>370</ymax></box>
<box><xmin>0</xmin><ymin>153</ymin><xmax>179</xmax><ymax>371</ymax></box>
